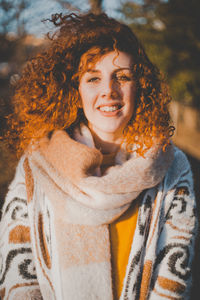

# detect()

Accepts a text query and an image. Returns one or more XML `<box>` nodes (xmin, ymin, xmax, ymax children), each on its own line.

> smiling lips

<box><xmin>97</xmin><ymin>103</ymin><xmax>123</xmax><ymax>115</ymax></box>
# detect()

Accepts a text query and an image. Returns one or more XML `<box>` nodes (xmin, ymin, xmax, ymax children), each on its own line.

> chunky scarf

<box><xmin>2</xmin><ymin>125</ymin><xmax>196</xmax><ymax>299</ymax></box>
<box><xmin>22</xmin><ymin>125</ymin><xmax>174</xmax><ymax>299</ymax></box>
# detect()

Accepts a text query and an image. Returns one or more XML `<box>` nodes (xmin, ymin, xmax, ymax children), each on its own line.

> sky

<box><xmin>11</xmin><ymin>0</ymin><xmax>125</xmax><ymax>38</ymax></box>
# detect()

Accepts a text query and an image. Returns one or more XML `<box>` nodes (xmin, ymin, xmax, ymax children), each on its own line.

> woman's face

<box><xmin>79</xmin><ymin>51</ymin><xmax>136</xmax><ymax>142</ymax></box>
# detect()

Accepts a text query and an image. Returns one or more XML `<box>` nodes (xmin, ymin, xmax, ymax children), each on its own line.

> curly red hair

<box><xmin>8</xmin><ymin>12</ymin><xmax>174</xmax><ymax>155</ymax></box>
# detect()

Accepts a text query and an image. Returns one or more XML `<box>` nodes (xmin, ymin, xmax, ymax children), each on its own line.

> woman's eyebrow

<box><xmin>114</xmin><ymin>67</ymin><xmax>132</xmax><ymax>72</ymax></box>
<box><xmin>86</xmin><ymin>67</ymin><xmax>132</xmax><ymax>73</ymax></box>
<box><xmin>86</xmin><ymin>69</ymin><xmax>101</xmax><ymax>73</ymax></box>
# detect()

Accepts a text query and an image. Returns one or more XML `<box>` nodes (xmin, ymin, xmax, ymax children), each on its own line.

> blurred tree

<box><xmin>89</xmin><ymin>0</ymin><xmax>103</xmax><ymax>13</ymax></box>
<box><xmin>0</xmin><ymin>0</ymin><xmax>30</xmax><ymax>36</ymax></box>
<box><xmin>0</xmin><ymin>1</ymin><xmax>40</xmax><ymax>210</ymax></box>
<box><xmin>0</xmin><ymin>0</ymin><xmax>40</xmax><ymax>137</ymax></box>
<box><xmin>156</xmin><ymin>0</ymin><xmax>200</xmax><ymax>107</ymax></box>
<box><xmin>122</xmin><ymin>0</ymin><xmax>200</xmax><ymax>108</ymax></box>
<box><xmin>0</xmin><ymin>0</ymin><xmax>31</xmax><ymax>101</ymax></box>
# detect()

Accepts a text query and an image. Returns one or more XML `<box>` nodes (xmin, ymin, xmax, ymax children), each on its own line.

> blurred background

<box><xmin>0</xmin><ymin>0</ymin><xmax>199</xmax><ymax>298</ymax></box>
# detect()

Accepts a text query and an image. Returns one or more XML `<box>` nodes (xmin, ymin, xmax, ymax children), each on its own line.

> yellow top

<box><xmin>101</xmin><ymin>153</ymin><xmax>139</xmax><ymax>299</ymax></box>
<box><xmin>109</xmin><ymin>201</ymin><xmax>139</xmax><ymax>299</ymax></box>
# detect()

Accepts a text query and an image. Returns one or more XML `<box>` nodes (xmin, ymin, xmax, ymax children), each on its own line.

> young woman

<box><xmin>0</xmin><ymin>13</ymin><xmax>197</xmax><ymax>300</ymax></box>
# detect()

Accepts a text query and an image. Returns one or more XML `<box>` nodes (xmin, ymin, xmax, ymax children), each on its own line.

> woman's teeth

<box><xmin>99</xmin><ymin>106</ymin><xmax>120</xmax><ymax>112</ymax></box>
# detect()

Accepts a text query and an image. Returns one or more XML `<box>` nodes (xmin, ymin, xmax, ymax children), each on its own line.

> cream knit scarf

<box><xmin>25</xmin><ymin>125</ymin><xmax>174</xmax><ymax>299</ymax></box>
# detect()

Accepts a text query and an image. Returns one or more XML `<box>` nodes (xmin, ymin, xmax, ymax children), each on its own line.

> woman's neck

<box><xmin>90</xmin><ymin>131</ymin><xmax>121</xmax><ymax>154</ymax></box>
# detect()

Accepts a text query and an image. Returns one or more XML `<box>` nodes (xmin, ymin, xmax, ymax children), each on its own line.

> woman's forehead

<box><xmin>79</xmin><ymin>48</ymin><xmax>133</xmax><ymax>74</ymax></box>
<box><xmin>94</xmin><ymin>51</ymin><xmax>133</xmax><ymax>69</ymax></box>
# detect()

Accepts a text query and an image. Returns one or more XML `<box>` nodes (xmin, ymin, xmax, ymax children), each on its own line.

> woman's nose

<box><xmin>100</xmin><ymin>79</ymin><xmax>119</xmax><ymax>99</ymax></box>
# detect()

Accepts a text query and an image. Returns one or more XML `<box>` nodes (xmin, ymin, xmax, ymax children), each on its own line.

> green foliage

<box><xmin>121</xmin><ymin>0</ymin><xmax>200</xmax><ymax>108</ymax></box>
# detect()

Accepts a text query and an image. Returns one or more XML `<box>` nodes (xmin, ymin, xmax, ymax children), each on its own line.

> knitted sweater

<box><xmin>0</xmin><ymin>132</ymin><xmax>197</xmax><ymax>300</ymax></box>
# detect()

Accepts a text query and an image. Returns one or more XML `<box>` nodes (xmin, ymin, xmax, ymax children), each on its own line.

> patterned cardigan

<box><xmin>0</xmin><ymin>146</ymin><xmax>197</xmax><ymax>300</ymax></box>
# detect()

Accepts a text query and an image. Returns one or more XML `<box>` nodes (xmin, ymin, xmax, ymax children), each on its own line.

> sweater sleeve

<box><xmin>0</xmin><ymin>156</ymin><xmax>42</xmax><ymax>299</ymax></box>
<box><xmin>149</xmin><ymin>147</ymin><xmax>198</xmax><ymax>300</ymax></box>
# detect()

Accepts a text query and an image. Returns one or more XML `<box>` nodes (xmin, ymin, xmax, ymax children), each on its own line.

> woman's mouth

<box><xmin>99</xmin><ymin>105</ymin><xmax>120</xmax><ymax>112</ymax></box>
<box><xmin>97</xmin><ymin>104</ymin><xmax>123</xmax><ymax>115</ymax></box>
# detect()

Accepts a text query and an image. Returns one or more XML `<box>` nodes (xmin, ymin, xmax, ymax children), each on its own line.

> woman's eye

<box><xmin>87</xmin><ymin>77</ymin><xmax>100</xmax><ymax>83</ymax></box>
<box><xmin>115</xmin><ymin>74</ymin><xmax>132</xmax><ymax>82</ymax></box>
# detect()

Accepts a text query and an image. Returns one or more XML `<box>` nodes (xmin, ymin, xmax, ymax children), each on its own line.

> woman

<box><xmin>0</xmin><ymin>13</ymin><xmax>197</xmax><ymax>300</ymax></box>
